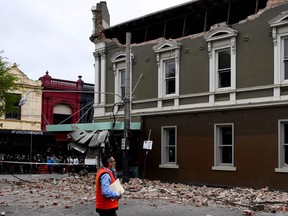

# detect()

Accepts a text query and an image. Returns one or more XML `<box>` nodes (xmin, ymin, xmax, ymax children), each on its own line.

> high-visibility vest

<box><xmin>95</xmin><ymin>168</ymin><xmax>118</xmax><ymax>211</ymax></box>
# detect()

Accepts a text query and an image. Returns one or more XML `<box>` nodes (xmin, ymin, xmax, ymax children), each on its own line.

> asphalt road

<box><xmin>2</xmin><ymin>198</ymin><xmax>288</xmax><ymax>216</ymax></box>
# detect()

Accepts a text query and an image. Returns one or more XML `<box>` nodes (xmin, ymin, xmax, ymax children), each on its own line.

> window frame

<box><xmin>153</xmin><ymin>39</ymin><xmax>181</xmax><ymax>99</ymax></box>
<box><xmin>283</xmin><ymin>37</ymin><xmax>288</xmax><ymax>80</ymax></box>
<box><xmin>216</xmin><ymin>47</ymin><xmax>231</xmax><ymax>88</ymax></box>
<box><xmin>204</xmin><ymin>27</ymin><xmax>237</xmax><ymax>95</ymax></box>
<box><xmin>276</xmin><ymin>119</ymin><xmax>288</xmax><ymax>173</ymax></box>
<box><xmin>212</xmin><ymin>123</ymin><xmax>236</xmax><ymax>171</ymax></box>
<box><xmin>159</xmin><ymin>126</ymin><xmax>179</xmax><ymax>169</ymax></box>
<box><xmin>5</xmin><ymin>93</ymin><xmax>21</xmax><ymax>120</ymax></box>
<box><xmin>163</xmin><ymin>58</ymin><xmax>176</xmax><ymax>95</ymax></box>
<box><xmin>118</xmin><ymin>68</ymin><xmax>126</xmax><ymax>99</ymax></box>
<box><xmin>111</xmin><ymin>51</ymin><xmax>133</xmax><ymax>103</ymax></box>
<box><xmin>269</xmin><ymin>11</ymin><xmax>288</xmax><ymax>89</ymax></box>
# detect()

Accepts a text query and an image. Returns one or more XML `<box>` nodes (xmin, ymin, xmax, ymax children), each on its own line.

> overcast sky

<box><xmin>0</xmin><ymin>0</ymin><xmax>190</xmax><ymax>84</ymax></box>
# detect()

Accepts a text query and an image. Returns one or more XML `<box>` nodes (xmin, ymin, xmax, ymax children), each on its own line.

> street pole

<box><xmin>123</xmin><ymin>32</ymin><xmax>131</xmax><ymax>183</ymax></box>
<box><xmin>30</xmin><ymin>131</ymin><xmax>33</xmax><ymax>174</ymax></box>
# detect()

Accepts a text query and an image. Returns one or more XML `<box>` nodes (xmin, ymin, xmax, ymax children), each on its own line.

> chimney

<box><xmin>90</xmin><ymin>1</ymin><xmax>110</xmax><ymax>42</ymax></box>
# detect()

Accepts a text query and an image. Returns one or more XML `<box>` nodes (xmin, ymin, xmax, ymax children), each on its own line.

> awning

<box><xmin>46</xmin><ymin>122</ymin><xmax>141</xmax><ymax>132</ymax></box>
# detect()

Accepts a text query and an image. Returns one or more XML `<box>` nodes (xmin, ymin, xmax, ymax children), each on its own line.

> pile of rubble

<box><xmin>0</xmin><ymin>176</ymin><xmax>95</xmax><ymax>210</ymax></box>
<box><xmin>124</xmin><ymin>178</ymin><xmax>288</xmax><ymax>214</ymax></box>
<box><xmin>1</xmin><ymin>175</ymin><xmax>288</xmax><ymax>215</ymax></box>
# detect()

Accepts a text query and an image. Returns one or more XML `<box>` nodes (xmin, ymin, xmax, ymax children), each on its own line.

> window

<box><xmin>276</xmin><ymin>120</ymin><xmax>288</xmax><ymax>172</ymax></box>
<box><xmin>217</xmin><ymin>48</ymin><xmax>231</xmax><ymax>88</ymax></box>
<box><xmin>269</xmin><ymin>11</ymin><xmax>288</xmax><ymax>97</ymax></box>
<box><xmin>160</xmin><ymin>126</ymin><xmax>179</xmax><ymax>169</ymax></box>
<box><xmin>204</xmin><ymin>27</ymin><xmax>237</xmax><ymax>100</ymax></box>
<box><xmin>111</xmin><ymin>51</ymin><xmax>133</xmax><ymax>103</ymax></box>
<box><xmin>284</xmin><ymin>37</ymin><xmax>288</xmax><ymax>80</ymax></box>
<box><xmin>119</xmin><ymin>68</ymin><xmax>126</xmax><ymax>98</ymax></box>
<box><xmin>153</xmin><ymin>39</ymin><xmax>181</xmax><ymax>98</ymax></box>
<box><xmin>53</xmin><ymin>104</ymin><xmax>72</xmax><ymax>124</ymax></box>
<box><xmin>213</xmin><ymin>123</ymin><xmax>236</xmax><ymax>171</ymax></box>
<box><xmin>164</xmin><ymin>59</ymin><xmax>176</xmax><ymax>94</ymax></box>
<box><xmin>5</xmin><ymin>107</ymin><xmax>20</xmax><ymax>120</ymax></box>
<box><xmin>275</xmin><ymin>35</ymin><xmax>288</xmax><ymax>83</ymax></box>
<box><xmin>5</xmin><ymin>94</ymin><xmax>21</xmax><ymax>120</ymax></box>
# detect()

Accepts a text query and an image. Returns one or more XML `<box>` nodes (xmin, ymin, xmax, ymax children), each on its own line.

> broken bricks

<box><xmin>1</xmin><ymin>176</ymin><xmax>288</xmax><ymax>214</ymax></box>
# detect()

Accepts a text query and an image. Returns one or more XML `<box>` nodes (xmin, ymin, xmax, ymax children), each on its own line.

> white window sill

<box><xmin>159</xmin><ymin>164</ymin><xmax>179</xmax><ymax>169</ymax></box>
<box><xmin>212</xmin><ymin>166</ymin><xmax>236</xmax><ymax>171</ymax></box>
<box><xmin>280</xmin><ymin>81</ymin><xmax>288</xmax><ymax>86</ymax></box>
<box><xmin>215</xmin><ymin>88</ymin><xmax>235</xmax><ymax>94</ymax></box>
<box><xmin>275</xmin><ymin>167</ymin><xmax>288</xmax><ymax>173</ymax></box>
<box><xmin>161</xmin><ymin>94</ymin><xmax>179</xmax><ymax>99</ymax></box>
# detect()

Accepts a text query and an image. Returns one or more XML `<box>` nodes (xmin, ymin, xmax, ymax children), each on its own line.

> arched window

<box><xmin>153</xmin><ymin>39</ymin><xmax>181</xmax><ymax>98</ymax></box>
<box><xmin>205</xmin><ymin>27</ymin><xmax>238</xmax><ymax>102</ymax></box>
<box><xmin>111</xmin><ymin>51</ymin><xmax>134</xmax><ymax>103</ymax></box>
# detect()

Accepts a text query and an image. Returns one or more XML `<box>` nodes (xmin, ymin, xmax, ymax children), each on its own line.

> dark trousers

<box><xmin>96</xmin><ymin>209</ymin><xmax>117</xmax><ymax>216</ymax></box>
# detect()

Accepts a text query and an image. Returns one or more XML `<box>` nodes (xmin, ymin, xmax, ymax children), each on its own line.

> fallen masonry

<box><xmin>0</xmin><ymin>175</ymin><xmax>288</xmax><ymax>215</ymax></box>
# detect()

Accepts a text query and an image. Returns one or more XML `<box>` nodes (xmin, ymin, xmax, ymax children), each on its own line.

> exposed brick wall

<box><xmin>267</xmin><ymin>0</ymin><xmax>288</xmax><ymax>7</ymax></box>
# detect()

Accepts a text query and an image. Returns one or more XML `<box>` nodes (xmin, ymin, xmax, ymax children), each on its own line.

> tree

<box><xmin>0</xmin><ymin>52</ymin><xmax>19</xmax><ymax>117</ymax></box>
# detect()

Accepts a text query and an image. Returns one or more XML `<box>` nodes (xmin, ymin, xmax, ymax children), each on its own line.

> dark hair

<box><xmin>101</xmin><ymin>154</ymin><xmax>112</xmax><ymax>167</ymax></box>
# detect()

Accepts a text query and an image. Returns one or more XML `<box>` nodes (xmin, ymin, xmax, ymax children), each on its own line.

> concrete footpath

<box><xmin>0</xmin><ymin>174</ymin><xmax>287</xmax><ymax>216</ymax></box>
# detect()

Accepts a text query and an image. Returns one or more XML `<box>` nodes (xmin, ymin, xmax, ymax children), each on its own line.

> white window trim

<box><xmin>275</xmin><ymin>119</ymin><xmax>288</xmax><ymax>173</ymax></box>
<box><xmin>212</xmin><ymin>123</ymin><xmax>236</xmax><ymax>171</ymax></box>
<box><xmin>215</xmin><ymin>47</ymin><xmax>232</xmax><ymax>89</ymax></box>
<box><xmin>159</xmin><ymin>126</ymin><xmax>179</xmax><ymax>169</ymax></box>
<box><xmin>204</xmin><ymin>27</ymin><xmax>237</xmax><ymax>102</ymax></box>
<box><xmin>153</xmin><ymin>39</ymin><xmax>181</xmax><ymax>99</ymax></box>
<box><xmin>272</xmin><ymin>28</ymin><xmax>288</xmax><ymax>85</ymax></box>
<box><xmin>116</xmin><ymin>67</ymin><xmax>126</xmax><ymax>99</ymax></box>
<box><xmin>269</xmin><ymin>11</ymin><xmax>288</xmax><ymax>96</ymax></box>
<box><xmin>111</xmin><ymin>51</ymin><xmax>134</xmax><ymax>103</ymax></box>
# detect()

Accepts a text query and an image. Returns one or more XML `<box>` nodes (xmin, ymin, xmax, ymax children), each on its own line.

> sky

<box><xmin>0</xmin><ymin>0</ymin><xmax>190</xmax><ymax>84</ymax></box>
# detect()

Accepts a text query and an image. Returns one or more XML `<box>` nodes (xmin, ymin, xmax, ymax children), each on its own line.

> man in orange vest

<box><xmin>95</xmin><ymin>155</ymin><xmax>122</xmax><ymax>216</ymax></box>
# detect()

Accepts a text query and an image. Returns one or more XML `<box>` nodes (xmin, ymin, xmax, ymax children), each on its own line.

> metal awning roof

<box><xmin>46</xmin><ymin>122</ymin><xmax>141</xmax><ymax>132</ymax></box>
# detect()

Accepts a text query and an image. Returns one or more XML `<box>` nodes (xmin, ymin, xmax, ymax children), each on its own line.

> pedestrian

<box><xmin>73</xmin><ymin>156</ymin><xmax>79</xmax><ymax>174</ymax></box>
<box><xmin>68</xmin><ymin>156</ymin><xmax>73</xmax><ymax>175</ymax></box>
<box><xmin>95</xmin><ymin>155</ymin><xmax>122</xmax><ymax>216</ymax></box>
<box><xmin>47</xmin><ymin>156</ymin><xmax>54</xmax><ymax>174</ymax></box>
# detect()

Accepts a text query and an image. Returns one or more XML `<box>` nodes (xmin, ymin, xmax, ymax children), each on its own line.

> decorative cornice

<box><xmin>204</xmin><ymin>26</ymin><xmax>238</xmax><ymax>42</ymax></box>
<box><xmin>269</xmin><ymin>10</ymin><xmax>288</xmax><ymax>28</ymax></box>
<box><xmin>153</xmin><ymin>39</ymin><xmax>181</xmax><ymax>53</ymax></box>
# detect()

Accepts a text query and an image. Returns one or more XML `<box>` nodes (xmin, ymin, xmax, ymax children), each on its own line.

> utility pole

<box><xmin>123</xmin><ymin>32</ymin><xmax>131</xmax><ymax>183</ymax></box>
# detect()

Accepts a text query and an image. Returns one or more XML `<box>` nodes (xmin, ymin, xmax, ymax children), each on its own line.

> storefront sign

<box><xmin>11</xmin><ymin>130</ymin><xmax>44</xmax><ymax>135</ymax></box>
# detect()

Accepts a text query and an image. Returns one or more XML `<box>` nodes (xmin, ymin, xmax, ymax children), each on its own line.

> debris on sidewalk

<box><xmin>1</xmin><ymin>175</ymin><xmax>288</xmax><ymax>214</ymax></box>
<box><xmin>123</xmin><ymin>178</ymin><xmax>288</xmax><ymax>214</ymax></box>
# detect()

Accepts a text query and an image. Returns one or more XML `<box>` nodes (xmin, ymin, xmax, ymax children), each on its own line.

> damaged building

<box><xmin>90</xmin><ymin>0</ymin><xmax>288</xmax><ymax>189</ymax></box>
